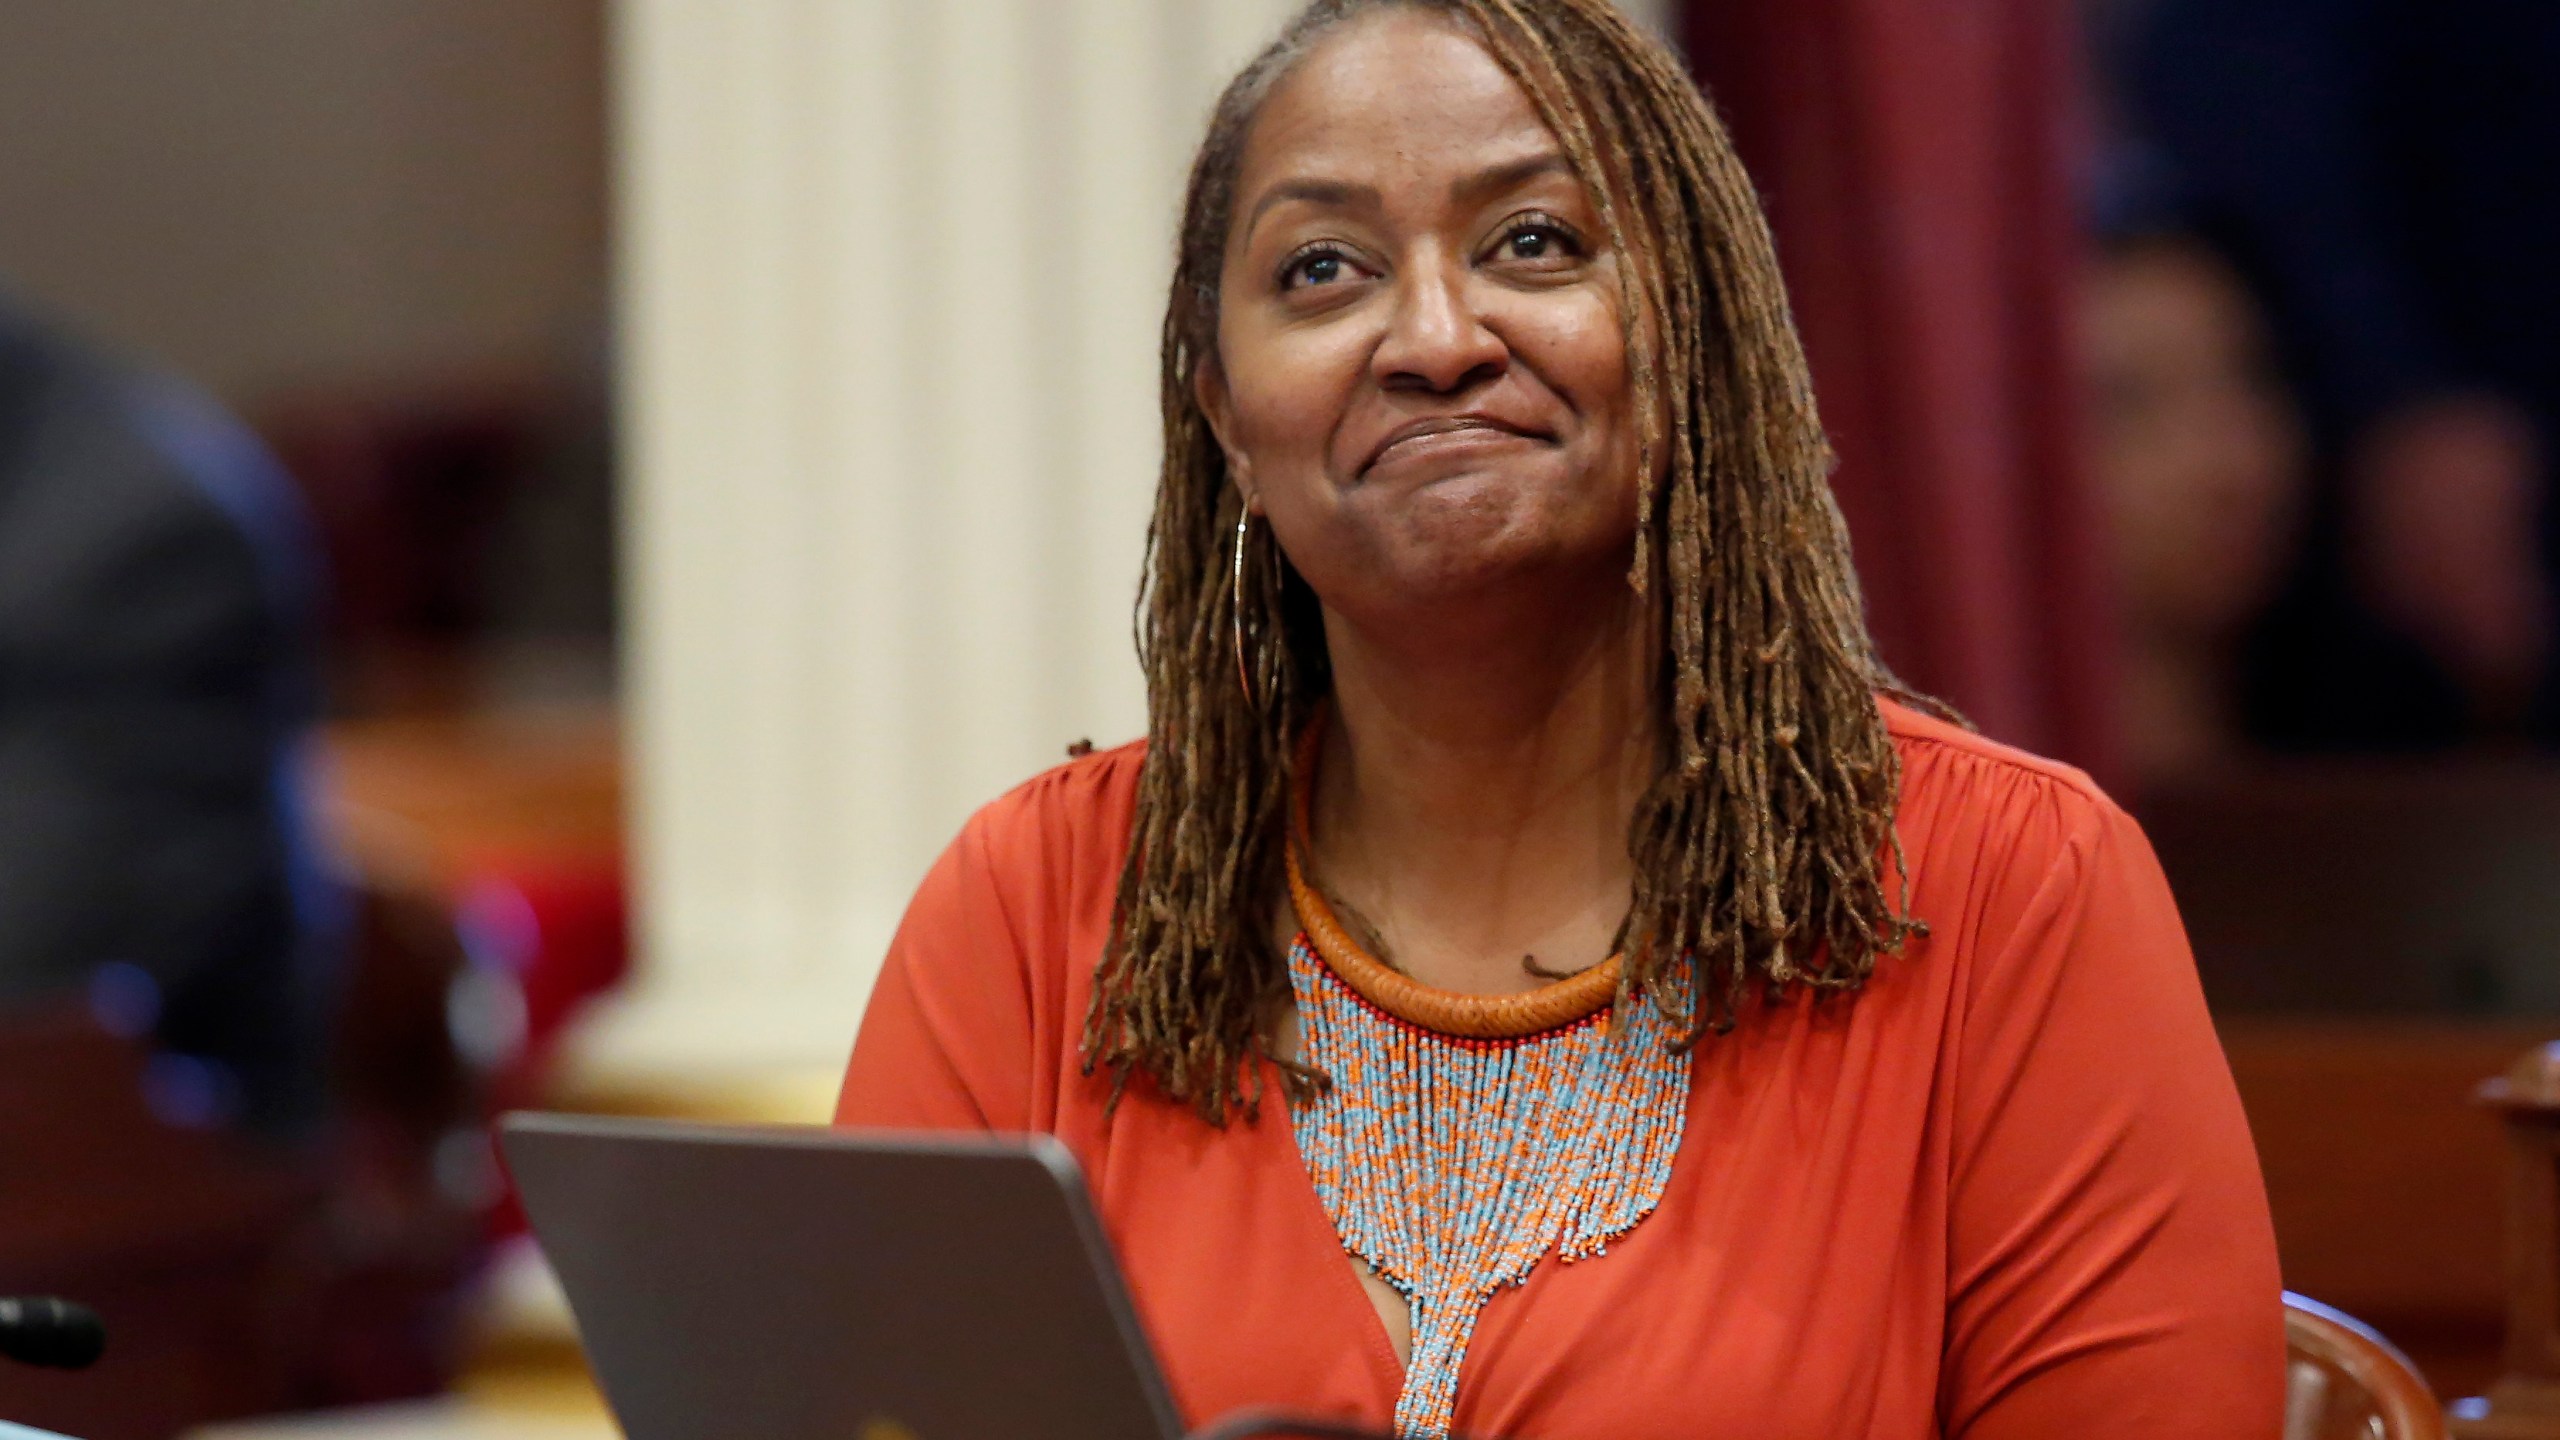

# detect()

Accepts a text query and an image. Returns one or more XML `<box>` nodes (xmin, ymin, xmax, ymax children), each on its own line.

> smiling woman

<box><xmin>836</xmin><ymin>3</ymin><xmax>2286</xmax><ymax>1437</ymax></box>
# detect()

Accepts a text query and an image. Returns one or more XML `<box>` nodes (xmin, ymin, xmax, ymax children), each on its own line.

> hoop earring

<box><xmin>1232</xmin><ymin>513</ymin><xmax>1257</xmax><ymax>708</ymax></box>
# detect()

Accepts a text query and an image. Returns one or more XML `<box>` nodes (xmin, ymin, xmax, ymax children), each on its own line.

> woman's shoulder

<box><xmin>1870</xmin><ymin>701</ymin><xmax>2200</xmax><ymax>1045</ymax></box>
<box><xmin>1875</xmin><ymin>696</ymin><xmax>2131</xmax><ymax>880</ymax></box>
<box><xmin>1879</xmin><ymin>696</ymin><xmax>2100</xmax><ymax>793</ymax></box>
<box><xmin>955</xmin><ymin>736</ymin><xmax>1150</xmax><ymax>877</ymax></box>
<box><xmin>974</xmin><ymin>736</ymin><xmax>1149</xmax><ymax>820</ymax></box>
<box><xmin>1880</xmin><ymin>696</ymin><xmax>2110</xmax><ymax>807</ymax></box>
<box><xmin>962</xmin><ymin>732</ymin><xmax>1152</xmax><ymax>845</ymax></box>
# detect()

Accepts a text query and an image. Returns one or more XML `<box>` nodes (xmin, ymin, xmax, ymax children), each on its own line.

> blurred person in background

<box><xmin>0</xmin><ymin>288</ymin><xmax>336</xmax><ymax>1142</ymax></box>
<box><xmin>2115</xmin><ymin>0</ymin><xmax>2560</xmax><ymax>745</ymax></box>
<box><xmin>2086</xmin><ymin>230</ymin><xmax>2309</xmax><ymax>785</ymax></box>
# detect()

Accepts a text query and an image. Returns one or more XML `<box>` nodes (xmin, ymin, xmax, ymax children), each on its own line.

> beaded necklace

<box><xmin>1284</xmin><ymin>723</ymin><xmax>1693</xmax><ymax>1438</ymax></box>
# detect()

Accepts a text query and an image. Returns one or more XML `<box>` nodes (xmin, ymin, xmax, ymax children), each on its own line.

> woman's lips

<box><xmin>1361</xmin><ymin>416</ymin><xmax>1549</xmax><ymax>477</ymax></box>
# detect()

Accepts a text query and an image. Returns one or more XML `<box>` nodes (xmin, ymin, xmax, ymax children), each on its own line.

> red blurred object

<box><xmin>458</xmin><ymin>857</ymin><xmax>630</xmax><ymax>1093</ymax></box>
<box><xmin>321</xmin><ymin>712</ymin><xmax>629</xmax><ymax>1247</ymax></box>
<box><xmin>453</xmin><ymin>854</ymin><xmax>628</xmax><ymax>1242</ymax></box>
<box><xmin>1685</xmin><ymin>0</ymin><xmax>2118</xmax><ymax>777</ymax></box>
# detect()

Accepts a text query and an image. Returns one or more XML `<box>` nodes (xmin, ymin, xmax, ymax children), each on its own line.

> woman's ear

<box><xmin>1193</xmin><ymin>356</ymin><xmax>1256</xmax><ymax>506</ymax></box>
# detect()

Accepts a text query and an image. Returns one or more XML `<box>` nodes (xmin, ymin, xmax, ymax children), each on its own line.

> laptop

<box><xmin>500</xmin><ymin>1113</ymin><xmax>1385</xmax><ymax>1440</ymax></box>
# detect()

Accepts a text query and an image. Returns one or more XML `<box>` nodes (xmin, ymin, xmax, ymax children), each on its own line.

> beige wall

<box><xmin>0</xmin><ymin>0</ymin><xmax>608</xmax><ymax>406</ymax></box>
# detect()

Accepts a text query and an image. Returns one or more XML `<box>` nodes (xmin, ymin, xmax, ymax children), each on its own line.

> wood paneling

<box><xmin>2224</xmin><ymin>1020</ymin><xmax>2547</xmax><ymax>1398</ymax></box>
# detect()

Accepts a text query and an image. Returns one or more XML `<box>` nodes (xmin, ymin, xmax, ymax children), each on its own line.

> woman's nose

<box><xmin>1372</xmin><ymin>260</ymin><xmax>1507</xmax><ymax>395</ymax></box>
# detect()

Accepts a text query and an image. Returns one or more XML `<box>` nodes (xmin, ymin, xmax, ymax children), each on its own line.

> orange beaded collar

<box><xmin>1285</xmin><ymin>715</ymin><xmax>1621</xmax><ymax>1039</ymax></box>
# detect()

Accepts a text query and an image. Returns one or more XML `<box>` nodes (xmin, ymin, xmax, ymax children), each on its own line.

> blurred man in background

<box><xmin>0</xmin><ymin>289</ymin><xmax>336</xmax><ymax>1141</ymax></box>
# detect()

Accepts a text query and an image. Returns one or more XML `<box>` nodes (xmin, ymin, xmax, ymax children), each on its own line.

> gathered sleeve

<box><xmin>1938</xmin><ymin>784</ymin><xmax>2286</xmax><ymax>1438</ymax></box>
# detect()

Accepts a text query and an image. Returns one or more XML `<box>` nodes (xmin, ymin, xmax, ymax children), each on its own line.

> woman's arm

<box><xmin>1941</xmin><ymin>791</ymin><xmax>2286</xmax><ymax>1438</ymax></box>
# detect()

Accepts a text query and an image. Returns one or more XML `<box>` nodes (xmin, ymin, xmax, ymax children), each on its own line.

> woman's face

<box><xmin>1200</xmin><ymin>10</ymin><xmax>1643</xmax><ymax>626</ymax></box>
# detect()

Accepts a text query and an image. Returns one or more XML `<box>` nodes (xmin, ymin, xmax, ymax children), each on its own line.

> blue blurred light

<box><xmin>87</xmin><ymin>961</ymin><xmax>161</xmax><ymax>1038</ymax></box>
<box><xmin>143</xmin><ymin>1052</ymin><xmax>241</xmax><ymax>1130</ymax></box>
<box><xmin>457</xmin><ymin>879</ymin><xmax>541</xmax><ymax>976</ymax></box>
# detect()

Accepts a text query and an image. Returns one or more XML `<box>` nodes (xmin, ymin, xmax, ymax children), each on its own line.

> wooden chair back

<box><xmin>2288</xmin><ymin>1292</ymin><xmax>2448</xmax><ymax>1440</ymax></box>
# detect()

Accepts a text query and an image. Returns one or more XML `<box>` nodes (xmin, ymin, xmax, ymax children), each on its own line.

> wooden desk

<box><xmin>321</xmin><ymin>706</ymin><xmax>621</xmax><ymax>899</ymax></box>
<box><xmin>189</xmin><ymin>1395</ymin><xmax>614</xmax><ymax>1440</ymax></box>
<box><xmin>2223</xmin><ymin>1020</ymin><xmax>2547</xmax><ymax>1398</ymax></box>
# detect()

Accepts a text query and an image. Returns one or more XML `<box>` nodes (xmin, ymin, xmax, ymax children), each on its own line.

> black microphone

<box><xmin>0</xmin><ymin>1297</ymin><xmax>105</xmax><ymax>1370</ymax></box>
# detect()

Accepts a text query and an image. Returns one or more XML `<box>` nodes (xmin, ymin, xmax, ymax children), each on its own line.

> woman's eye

<box><xmin>1491</xmin><ymin>219</ymin><xmax>1583</xmax><ymax>268</ymax></box>
<box><xmin>1280</xmin><ymin>247</ymin><xmax>1358</xmax><ymax>291</ymax></box>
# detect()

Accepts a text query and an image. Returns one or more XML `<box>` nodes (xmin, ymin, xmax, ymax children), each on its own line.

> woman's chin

<box><xmin>1396</xmin><ymin>464</ymin><xmax>1625</xmax><ymax>558</ymax></box>
<box><xmin>1370</xmin><ymin>519</ymin><xmax>1624</xmax><ymax>611</ymax></box>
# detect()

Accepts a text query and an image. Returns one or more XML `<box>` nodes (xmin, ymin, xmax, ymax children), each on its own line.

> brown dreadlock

<box><xmin>1083</xmin><ymin>0</ymin><xmax>1926</xmax><ymax>1123</ymax></box>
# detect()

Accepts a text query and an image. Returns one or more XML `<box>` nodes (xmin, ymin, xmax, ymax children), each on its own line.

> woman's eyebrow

<box><xmin>1239</xmin><ymin>152</ymin><xmax>1573</xmax><ymax>244</ymax></box>
<box><xmin>1243</xmin><ymin>178</ymin><xmax>1380</xmax><ymax>239</ymax></box>
<box><xmin>1451</xmin><ymin>151</ymin><xmax>1571</xmax><ymax>205</ymax></box>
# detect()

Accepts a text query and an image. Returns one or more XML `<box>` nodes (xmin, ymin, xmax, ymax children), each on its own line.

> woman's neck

<box><xmin>1305</xmin><ymin>577</ymin><xmax>1658</xmax><ymax>996</ymax></box>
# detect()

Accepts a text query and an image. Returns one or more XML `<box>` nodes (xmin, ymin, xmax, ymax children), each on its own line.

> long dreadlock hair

<box><xmin>1083</xmin><ymin>0</ymin><xmax>1925</xmax><ymax>1123</ymax></box>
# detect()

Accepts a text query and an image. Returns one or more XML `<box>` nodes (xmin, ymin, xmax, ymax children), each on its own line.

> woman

<box><xmin>839</xmin><ymin>2</ymin><xmax>2284</xmax><ymax>1435</ymax></box>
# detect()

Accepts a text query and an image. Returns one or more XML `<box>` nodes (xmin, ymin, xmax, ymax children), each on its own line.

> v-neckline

<box><xmin>1259</xmin><ymin>1054</ymin><xmax>1415</xmax><ymax>1404</ymax></box>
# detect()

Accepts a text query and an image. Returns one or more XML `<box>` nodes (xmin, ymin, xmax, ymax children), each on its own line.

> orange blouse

<box><xmin>835</xmin><ymin>701</ymin><xmax>2285</xmax><ymax>1439</ymax></box>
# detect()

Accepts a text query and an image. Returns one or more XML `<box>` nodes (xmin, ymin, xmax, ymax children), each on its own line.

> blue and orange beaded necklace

<box><xmin>1284</xmin><ymin>720</ymin><xmax>1693</xmax><ymax>1438</ymax></box>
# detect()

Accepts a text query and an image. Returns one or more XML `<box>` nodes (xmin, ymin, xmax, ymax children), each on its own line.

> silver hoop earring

<box><xmin>1232</xmin><ymin>512</ymin><xmax>1256</xmax><ymax>708</ymax></box>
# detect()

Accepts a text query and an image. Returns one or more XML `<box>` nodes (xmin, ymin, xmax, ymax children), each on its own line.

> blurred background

<box><xmin>0</xmin><ymin>0</ymin><xmax>2552</xmax><ymax>1436</ymax></box>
